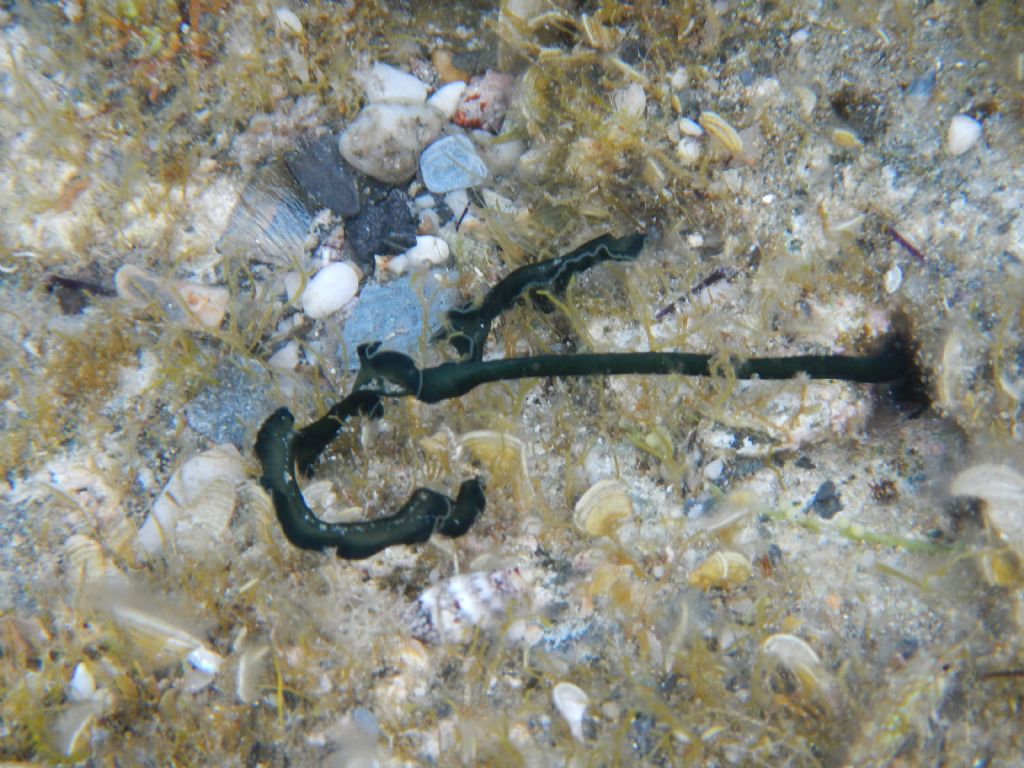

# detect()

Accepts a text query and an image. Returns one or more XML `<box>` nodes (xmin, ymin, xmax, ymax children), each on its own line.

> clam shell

<box><xmin>687</xmin><ymin>551</ymin><xmax>751</xmax><ymax>590</ymax></box>
<box><xmin>573</xmin><ymin>479</ymin><xmax>632</xmax><ymax>537</ymax></box>
<box><xmin>698</xmin><ymin>110</ymin><xmax>744</xmax><ymax>155</ymax></box>
<box><xmin>63</xmin><ymin>535</ymin><xmax>122</xmax><ymax>591</ymax></box>
<box><xmin>217</xmin><ymin>161</ymin><xmax>318</xmax><ymax>266</ymax></box>
<box><xmin>460</xmin><ymin>430</ymin><xmax>529</xmax><ymax>481</ymax></box>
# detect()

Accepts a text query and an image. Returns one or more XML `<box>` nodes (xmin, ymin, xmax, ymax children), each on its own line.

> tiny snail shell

<box><xmin>687</xmin><ymin>551</ymin><xmax>752</xmax><ymax>590</ymax></box>
<box><xmin>573</xmin><ymin>479</ymin><xmax>633</xmax><ymax>537</ymax></box>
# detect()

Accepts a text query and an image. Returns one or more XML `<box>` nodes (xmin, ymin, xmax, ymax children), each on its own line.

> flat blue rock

<box><xmin>338</xmin><ymin>270</ymin><xmax>461</xmax><ymax>369</ymax></box>
<box><xmin>419</xmin><ymin>135</ymin><xmax>488</xmax><ymax>194</ymax></box>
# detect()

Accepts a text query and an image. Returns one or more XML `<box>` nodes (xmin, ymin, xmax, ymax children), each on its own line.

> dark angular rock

<box><xmin>285</xmin><ymin>133</ymin><xmax>360</xmax><ymax>218</ymax></box>
<box><xmin>806</xmin><ymin>479</ymin><xmax>843</xmax><ymax>520</ymax></box>
<box><xmin>344</xmin><ymin>188</ymin><xmax>417</xmax><ymax>268</ymax></box>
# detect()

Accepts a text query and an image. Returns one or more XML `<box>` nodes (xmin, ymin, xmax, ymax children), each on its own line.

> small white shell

<box><xmin>883</xmin><ymin>264</ymin><xmax>903</xmax><ymax>294</ymax></box>
<box><xmin>408</xmin><ymin>567</ymin><xmax>530</xmax><ymax>643</ymax></box>
<box><xmin>381</xmin><ymin>235</ymin><xmax>450</xmax><ymax>276</ymax></box>
<box><xmin>573</xmin><ymin>479</ymin><xmax>632</xmax><ymax>537</ymax></box>
<box><xmin>301</xmin><ymin>261</ymin><xmax>360</xmax><ymax>319</ymax></box>
<box><xmin>63</xmin><ymin>535</ymin><xmax>121</xmax><ymax>590</ymax></box>
<box><xmin>138</xmin><ymin>444</ymin><xmax>246</xmax><ymax>555</ymax></box>
<box><xmin>946</xmin><ymin>114</ymin><xmax>982</xmax><ymax>156</ymax></box>
<box><xmin>274</xmin><ymin>8</ymin><xmax>303</xmax><ymax>36</ymax></box>
<box><xmin>552</xmin><ymin>681</ymin><xmax>589</xmax><ymax>742</ymax></box>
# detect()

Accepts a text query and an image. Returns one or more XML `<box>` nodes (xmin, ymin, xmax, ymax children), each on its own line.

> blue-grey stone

<box><xmin>419</xmin><ymin>135</ymin><xmax>488</xmax><ymax>194</ymax></box>
<box><xmin>337</xmin><ymin>270</ymin><xmax>461</xmax><ymax>368</ymax></box>
<box><xmin>185</xmin><ymin>359</ymin><xmax>276</xmax><ymax>448</ymax></box>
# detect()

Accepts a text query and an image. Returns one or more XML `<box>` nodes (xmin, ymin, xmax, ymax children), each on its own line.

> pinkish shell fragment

<box><xmin>454</xmin><ymin>70</ymin><xmax>514</xmax><ymax>133</ymax></box>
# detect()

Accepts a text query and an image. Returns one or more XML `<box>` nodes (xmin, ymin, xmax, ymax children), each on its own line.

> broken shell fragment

<box><xmin>217</xmin><ymin>161</ymin><xmax>318</xmax><ymax>265</ymax></box>
<box><xmin>760</xmin><ymin>633</ymin><xmax>839</xmax><ymax>717</ymax></box>
<box><xmin>115</xmin><ymin>264</ymin><xmax>229</xmax><ymax>329</ymax></box>
<box><xmin>699</xmin><ymin>110</ymin><xmax>744</xmax><ymax>155</ymax></box>
<box><xmin>552</xmin><ymin>681</ymin><xmax>589</xmax><ymax>743</ymax></box>
<box><xmin>946</xmin><ymin>114</ymin><xmax>982</xmax><ymax>156</ymax></box>
<box><xmin>573</xmin><ymin>479</ymin><xmax>633</xmax><ymax>537</ymax></box>
<box><xmin>687</xmin><ymin>551</ymin><xmax>752</xmax><ymax>590</ymax></box>
<box><xmin>950</xmin><ymin>464</ymin><xmax>1024</xmax><ymax>584</ymax></box>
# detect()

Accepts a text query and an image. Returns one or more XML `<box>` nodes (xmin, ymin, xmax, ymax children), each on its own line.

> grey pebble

<box><xmin>419</xmin><ymin>134</ymin><xmax>488</xmax><ymax>194</ymax></box>
<box><xmin>337</xmin><ymin>270</ymin><xmax>461</xmax><ymax>368</ymax></box>
<box><xmin>185</xmin><ymin>359</ymin><xmax>276</xmax><ymax>448</ymax></box>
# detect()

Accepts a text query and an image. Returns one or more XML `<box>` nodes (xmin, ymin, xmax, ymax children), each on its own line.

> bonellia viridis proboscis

<box><xmin>256</xmin><ymin>232</ymin><xmax>914</xmax><ymax>560</ymax></box>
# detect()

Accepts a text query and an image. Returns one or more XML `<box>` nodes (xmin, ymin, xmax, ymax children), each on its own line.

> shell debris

<box><xmin>552</xmin><ymin>681</ymin><xmax>589</xmax><ymax>742</ymax></box>
<box><xmin>460</xmin><ymin>430</ymin><xmax>530</xmax><ymax>483</ymax></box>
<box><xmin>687</xmin><ymin>551</ymin><xmax>752</xmax><ymax>590</ymax></box>
<box><xmin>698</xmin><ymin>111</ymin><xmax>744</xmax><ymax>155</ymax></box>
<box><xmin>408</xmin><ymin>567</ymin><xmax>531</xmax><ymax>643</ymax></box>
<box><xmin>573</xmin><ymin>479</ymin><xmax>633</xmax><ymax>537</ymax></box>
<box><xmin>760</xmin><ymin>633</ymin><xmax>840</xmax><ymax>717</ymax></box>
<box><xmin>950</xmin><ymin>463</ymin><xmax>1024</xmax><ymax>586</ymax></box>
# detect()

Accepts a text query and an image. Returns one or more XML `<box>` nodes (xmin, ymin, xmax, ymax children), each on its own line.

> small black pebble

<box><xmin>345</xmin><ymin>188</ymin><xmax>417</xmax><ymax>268</ymax></box>
<box><xmin>806</xmin><ymin>479</ymin><xmax>843</xmax><ymax>519</ymax></box>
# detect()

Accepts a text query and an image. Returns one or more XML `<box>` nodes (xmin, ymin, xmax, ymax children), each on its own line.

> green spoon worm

<box><xmin>255</xmin><ymin>232</ymin><xmax>915</xmax><ymax>559</ymax></box>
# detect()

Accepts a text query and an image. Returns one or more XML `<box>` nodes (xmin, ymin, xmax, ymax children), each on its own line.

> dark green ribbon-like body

<box><xmin>255</xmin><ymin>232</ymin><xmax>914</xmax><ymax>559</ymax></box>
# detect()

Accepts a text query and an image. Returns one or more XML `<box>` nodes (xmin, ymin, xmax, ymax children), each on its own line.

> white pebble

<box><xmin>274</xmin><ymin>8</ymin><xmax>303</xmax><ymax>36</ymax></box>
<box><xmin>946</xmin><ymin>114</ymin><xmax>982</xmax><ymax>156</ymax></box>
<box><xmin>357</xmin><ymin>62</ymin><xmax>428</xmax><ymax>104</ymax></box>
<box><xmin>302</xmin><ymin>262</ymin><xmax>360</xmax><ymax>319</ymax></box>
<box><xmin>69</xmin><ymin>663</ymin><xmax>96</xmax><ymax>703</ymax></box>
<box><xmin>384</xmin><ymin>235</ymin><xmax>450</xmax><ymax>275</ymax></box>
<box><xmin>678</xmin><ymin>117</ymin><xmax>704</xmax><ymax>137</ymax></box>
<box><xmin>676</xmin><ymin>137</ymin><xmax>702</xmax><ymax>165</ymax></box>
<box><xmin>612</xmin><ymin>83</ymin><xmax>646</xmax><ymax>118</ymax></box>
<box><xmin>669</xmin><ymin>67</ymin><xmax>689</xmax><ymax>90</ymax></box>
<box><xmin>268</xmin><ymin>341</ymin><xmax>300</xmax><ymax>370</ymax></box>
<box><xmin>339</xmin><ymin>104</ymin><xmax>445</xmax><ymax>183</ymax></box>
<box><xmin>444</xmin><ymin>189</ymin><xmax>470</xmax><ymax>217</ymax></box>
<box><xmin>427</xmin><ymin>81</ymin><xmax>467</xmax><ymax>119</ymax></box>
<box><xmin>703</xmin><ymin>458</ymin><xmax>725</xmax><ymax>480</ymax></box>
<box><xmin>552</xmin><ymin>682</ymin><xmax>589</xmax><ymax>742</ymax></box>
<box><xmin>883</xmin><ymin>264</ymin><xmax>903</xmax><ymax>294</ymax></box>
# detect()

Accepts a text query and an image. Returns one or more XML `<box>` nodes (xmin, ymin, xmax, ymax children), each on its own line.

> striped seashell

<box><xmin>687</xmin><ymin>551</ymin><xmax>752</xmax><ymax>590</ymax></box>
<box><xmin>408</xmin><ymin>567</ymin><xmax>530</xmax><ymax>643</ymax></box>
<box><xmin>573</xmin><ymin>479</ymin><xmax>632</xmax><ymax>537</ymax></box>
